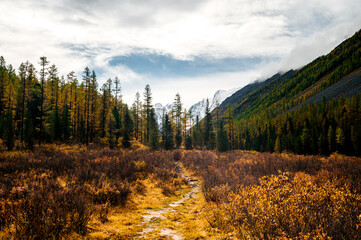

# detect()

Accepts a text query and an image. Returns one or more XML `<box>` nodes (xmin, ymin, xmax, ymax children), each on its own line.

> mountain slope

<box><xmin>226</xmin><ymin>29</ymin><xmax>361</xmax><ymax>121</ymax></box>
<box><xmin>218</xmin><ymin>29</ymin><xmax>361</xmax><ymax>156</ymax></box>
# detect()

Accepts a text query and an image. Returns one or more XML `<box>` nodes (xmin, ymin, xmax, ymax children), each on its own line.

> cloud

<box><xmin>0</xmin><ymin>0</ymin><xmax>360</xmax><ymax>106</ymax></box>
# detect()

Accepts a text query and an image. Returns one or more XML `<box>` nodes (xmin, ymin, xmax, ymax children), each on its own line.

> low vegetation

<box><xmin>1</xmin><ymin>144</ymin><xmax>361</xmax><ymax>239</ymax></box>
<box><xmin>182</xmin><ymin>150</ymin><xmax>361</xmax><ymax>239</ymax></box>
<box><xmin>0</xmin><ymin>144</ymin><xmax>184</xmax><ymax>239</ymax></box>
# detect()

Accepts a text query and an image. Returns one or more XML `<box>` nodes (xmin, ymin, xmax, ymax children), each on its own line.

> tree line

<box><xmin>0</xmin><ymin>56</ymin><xmax>229</xmax><ymax>151</ymax></box>
<box><xmin>0</xmin><ymin>55</ymin><xmax>359</xmax><ymax>155</ymax></box>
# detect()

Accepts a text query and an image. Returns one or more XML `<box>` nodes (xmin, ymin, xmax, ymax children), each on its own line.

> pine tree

<box><xmin>38</xmin><ymin>56</ymin><xmax>49</xmax><ymax>144</ymax></box>
<box><xmin>350</xmin><ymin>125</ymin><xmax>358</xmax><ymax>154</ymax></box>
<box><xmin>226</xmin><ymin>104</ymin><xmax>235</xmax><ymax>150</ymax></box>
<box><xmin>149</xmin><ymin>108</ymin><xmax>159</xmax><ymax>150</ymax></box>
<box><xmin>274</xmin><ymin>136</ymin><xmax>282</xmax><ymax>153</ymax></box>
<box><xmin>216</xmin><ymin>120</ymin><xmax>229</xmax><ymax>152</ymax></box>
<box><xmin>327</xmin><ymin>125</ymin><xmax>335</xmax><ymax>153</ymax></box>
<box><xmin>82</xmin><ymin>67</ymin><xmax>91</xmax><ymax>144</ymax></box>
<box><xmin>122</xmin><ymin>104</ymin><xmax>133</xmax><ymax>148</ymax></box>
<box><xmin>143</xmin><ymin>84</ymin><xmax>152</xmax><ymax>145</ymax></box>
<box><xmin>203</xmin><ymin>99</ymin><xmax>214</xmax><ymax>149</ymax></box>
<box><xmin>0</xmin><ymin>56</ymin><xmax>8</xmax><ymax>117</ymax></box>
<box><xmin>5</xmin><ymin>108</ymin><xmax>14</xmax><ymax>150</ymax></box>
<box><xmin>173</xmin><ymin>93</ymin><xmax>182</xmax><ymax>148</ymax></box>
<box><xmin>162</xmin><ymin>113</ymin><xmax>174</xmax><ymax>150</ymax></box>
<box><xmin>192</xmin><ymin>115</ymin><xmax>203</xmax><ymax>148</ymax></box>
<box><xmin>132</xmin><ymin>92</ymin><xmax>142</xmax><ymax>141</ymax></box>
<box><xmin>24</xmin><ymin>103</ymin><xmax>34</xmax><ymax>150</ymax></box>
<box><xmin>4</xmin><ymin>65</ymin><xmax>16</xmax><ymax>150</ymax></box>
<box><xmin>185</xmin><ymin>134</ymin><xmax>192</xmax><ymax>150</ymax></box>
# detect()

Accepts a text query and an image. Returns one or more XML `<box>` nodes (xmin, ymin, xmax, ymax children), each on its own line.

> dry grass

<box><xmin>0</xmin><ymin>144</ymin><xmax>185</xmax><ymax>239</ymax></box>
<box><xmin>2</xmin><ymin>145</ymin><xmax>360</xmax><ymax>239</ymax></box>
<box><xmin>182</xmin><ymin>150</ymin><xmax>361</xmax><ymax>239</ymax></box>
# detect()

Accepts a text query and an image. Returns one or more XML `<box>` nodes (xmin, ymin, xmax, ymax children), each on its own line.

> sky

<box><xmin>0</xmin><ymin>0</ymin><xmax>360</xmax><ymax>108</ymax></box>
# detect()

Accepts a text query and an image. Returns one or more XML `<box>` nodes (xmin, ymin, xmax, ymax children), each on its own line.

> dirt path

<box><xmin>138</xmin><ymin>162</ymin><xmax>200</xmax><ymax>240</ymax></box>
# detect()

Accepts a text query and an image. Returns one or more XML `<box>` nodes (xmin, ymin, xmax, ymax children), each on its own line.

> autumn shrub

<box><xmin>10</xmin><ymin>177</ymin><xmax>91</xmax><ymax>239</ymax></box>
<box><xmin>132</xmin><ymin>179</ymin><xmax>146</xmax><ymax>195</ymax></box>
<box><xmin>209</xmin><ymin>172</ymin><xmax>361</xmax><ymax>239</ymax></box>
<box><xmin>158</xmin><ymin>183</ymin><xmax>176</xmax><ymax>196</ymax></box>
<box><xmin>89</xmin><ymin>178</ymin><xmax>131</xmax><ymax>206</ymax></box>
<box><xmin>173</xmin><ymin>149</ymin><xmax>183</xmax><ymax>161</ymax></box>
<box><xmin>0</xmin><ymin>144</ymin><xmax>183</xmax><ymax>238</ymax></box>
<box><xmin>0</xmin><ymin>200</ymin><xmax>13</xmax><ymax>231</ymax></box>
<box><xmin>97</xmin><ymin>202</ymin><xmax>110</xmax><ymax>224</ymax></box>
<box><xmin>183</xmin><ymin>150</ymin><xmax>361</xmax><ymax>239</ymax></box>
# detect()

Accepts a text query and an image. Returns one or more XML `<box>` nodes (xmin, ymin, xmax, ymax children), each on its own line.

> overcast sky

<box><xmin>0</xmin><ymin>0</ymin><xmax>360</xmax><ymax>107</ymax></box>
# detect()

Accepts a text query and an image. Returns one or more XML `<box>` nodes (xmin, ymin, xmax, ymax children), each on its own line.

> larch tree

<box><xmin>38</xmin><ymin>56</ymin><xmax>49</xmax><ymax>144</ymax></box>
<box><xmin>132</xmin><ymin>92</ymin><xmax>142</xmax><ymax>141</ymax></box>
<box><xmin>173</xmin><ymin>93</ymin><xmax>182</xmax><ymax>148</ymax></box>
<box><xmin>226</xmin><ymin>104</ymin><xmax>235</xmax><ymax>150</ymax></box>
<box><xmin>143</xmin><ymin>84</ymin><xmax>152</xmax><ymax>145</ymax></box>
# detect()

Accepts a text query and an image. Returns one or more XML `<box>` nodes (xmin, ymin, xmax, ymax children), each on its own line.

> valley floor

<box><xmin>1</xmin><ymin>145</ymin><xmax>361</xmax><ymax>239</ymax></box>
<box><xmin>88</xmin><ymin>163</ymin><xmax>215</xmax><ymax>240</ymax></box>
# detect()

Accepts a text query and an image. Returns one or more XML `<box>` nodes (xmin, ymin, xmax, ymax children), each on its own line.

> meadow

<box><xmin>0</xmin><ymin>144</ymin><xmax>361</xmax><ymax>239</ymax></box>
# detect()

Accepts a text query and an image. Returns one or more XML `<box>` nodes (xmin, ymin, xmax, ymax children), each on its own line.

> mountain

<box><xmin>218</xmin><ymin>70</ymin><xmax>296</xmax><ymax>114</ymax></box>
<box><xmin>154</xmin><ymin>103</ymin><xmax>173</xmax><ymax>128</ymax></box>
<box><xmin>218</xmin><ymin>29</ymin><xmax>361</xmax><ymax>156</ymax></box>
<box><xmin>154</xmin><ymin>87</ymin><xmax>239</xmax><ymax>127</ymax></box>
<box><xmin>189</xmin><ymin>88</ymin><xmax>240</xmax><ymax>120</ymax></box>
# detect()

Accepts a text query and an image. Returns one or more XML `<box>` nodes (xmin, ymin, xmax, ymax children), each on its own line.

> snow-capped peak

<box><xmin>189</xmin><ymin>88</ymin><xmax>239</xmax><ymax>120</ymax></box>
<box><xmin>153</xmin><ymin>88</ymin><xmax>239</xmax><ymax>127</ymax></box>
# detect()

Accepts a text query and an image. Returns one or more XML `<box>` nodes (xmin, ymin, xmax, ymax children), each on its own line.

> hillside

<box><xmin>218</xmin><ymin>70</ymin><xmax>296</xmax><ymax>116</ymax></box>
<box><xmin>285</xmin><ymin>67</ymin><xmax>361</xmax><ymax>113</ymax></box>
<box><xmin>222</xmin><ymin>29</ymin><xmax>361</xmax><ymax>121</ymax></box>
<box><xmin>219</xmin><ymin>29</ymin><xmax>361</xmax><ymax>155</ymax></box>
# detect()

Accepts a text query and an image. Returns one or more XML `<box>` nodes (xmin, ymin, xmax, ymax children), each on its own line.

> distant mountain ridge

<box><xmin>154</xmin><ymin>87</ymin><xmax>239</xmax><ymax>127</ymax></box>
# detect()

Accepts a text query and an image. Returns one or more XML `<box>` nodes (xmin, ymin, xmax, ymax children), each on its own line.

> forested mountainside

<box><xmin>218</xmin><ymin>29</ymin><xmax>361</xmax><ymax>156</ymax></box>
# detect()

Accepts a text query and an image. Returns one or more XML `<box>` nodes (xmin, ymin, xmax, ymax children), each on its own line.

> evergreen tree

<box><xmin>226</xmin><ymin>104</ymin><xmax>235</xmax><ymax>150</ymax></box>
<box><xmin>350</xmin><ymin>125</ymin><xmax>358</xmax><ymax>154</ymax></box>
<box><xmin>122</xmin><ymin>104</ymin><xmax>133</xmax><ymax>148</ymax></box>
<box><xmin>328</xmin><ymin>125</ymin><xmax>335</xmax><ymax>153</ymax></box>
<box><xmin>216</xmin><ymin>120</ymin><xmax>229</xmax><ymax>152</ymax></box>
<box><xmin>143</xmin><ymin>84</ymin><xmax>153</xmax><ymax>144</ymax></box>
<box><xmin>24</xmin><ymin>104</ymin><xmax>34</xmax><ymax>150</ymax></box>
<box><xmin>4</xmin><ymin>109</ymin><xmax>14</xmax><ymax>151</ymax></box>
<box><xmin>149</xmin><ymin>108</ymin><xmax>159</xmax><ymax>150</ymax></box>
<box><xmin>38</xmin><ymin>56</ymin><xmax>49</xmax><ymax>144</ymax></box>
<box><xmin>173</xmin><ymin>93</ymin><xmax>182</xmax><ymax>148</ymax></box>
<box><xmin>192</xmin><ymin>115</ymin><xmax>203</xmax><ymax>148</ymax></box>
<box><xmin>162</xmin><ymin>113</ymin><xmax>174</xmax><ymax>150</ymax></box>
<box><xmin>185</xmin><ymin>134</ymin><xmax>192</xmax><ymax>150</ymax></box>
<box><xmin>62</xmin><ymin>104</ymin><xmax>71</xmax><ymax>140</ymax></box>
<box><xmin>203</xmin><ymin>99</ymin><xmax>214</xmax><ymax>149</ymax></box>
<box><xmin>274</xmin><ymin>136</ymin><xmax>282</xmax><ymax>153</ymax></box>
<box><xmin>132</xmin><ymin>92</ymin><xmax>142</xmax><ymax>141</ymax></box>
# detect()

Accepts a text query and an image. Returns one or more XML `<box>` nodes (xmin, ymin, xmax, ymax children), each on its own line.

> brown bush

<box><xmin>211</xmin><ymin>172</ymin><xmax>361</xmax><ymax>239</ymax></box>
<box><xmin>182</xmin><ymin>150</ymin><xmax>361</xmax><ymax>239</ymax></box>
<box><xmin>0</xmin><ymin>144</ymin><xmax>183</xmax><ymax>238</ymax></box>
<box><xmin>11</xmin><ymin>179</ymin><xmax>91</xmax><ymax>239</ymax></box>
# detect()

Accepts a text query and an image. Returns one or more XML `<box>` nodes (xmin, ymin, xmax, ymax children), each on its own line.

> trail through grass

<box><xmin>139</xmin><ymin>162</ymin><xmax>201</xmax><ymax>239</ymax></box>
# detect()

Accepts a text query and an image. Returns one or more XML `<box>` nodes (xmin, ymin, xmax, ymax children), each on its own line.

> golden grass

<box><xmin>87</xmin><ymin>176</ymin><xmax>189</xmax><ymax>239</ymax></box>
